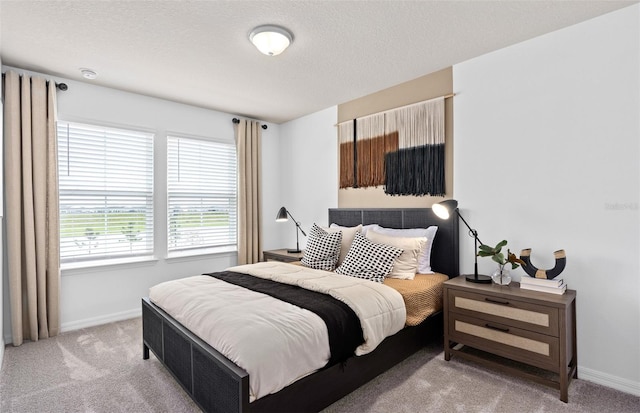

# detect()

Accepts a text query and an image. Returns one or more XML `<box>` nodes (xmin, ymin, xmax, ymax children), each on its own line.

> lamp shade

<box><xmin>433</xmin><ymin>199</ymin><xmax>491</xmax><ymax>283</ymax></box>
<box><xmin>433</xmin><ymin>199</ymin><xmax>459</xmax><ymax>220</ymax></box>
<box><xmin>276</xmin><ymin>206</ymin><xmax>306</xmax><ymax>253</ymax></box>
<box><xmin>249</xmin><ymin>25</ymin><xmax>293</xmax><ymax>56</ymax></box>
<box><xmin>276</xmin><ymin>206</ymin><xmax>288</xmax><ymax>222</ymax></box>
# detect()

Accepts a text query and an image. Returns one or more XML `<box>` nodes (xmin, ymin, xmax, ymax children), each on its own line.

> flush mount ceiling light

<box><xmin>80</xmin><ymin>68</ymin><xmax>98</xmax><ymax>80</ymax></box>
<box><xmin>249</xmin><ymin>25</ymin><xmax>293</xmax><ymax>56</ymax></box>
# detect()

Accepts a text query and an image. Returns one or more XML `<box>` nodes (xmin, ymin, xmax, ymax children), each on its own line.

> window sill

<box><xmin>61</xmin><ymin>255</ymin><xmax>158</xmax><ymax>275</ymax></box>
<box><xmin>165</xmin><ymin>246</ymin><xmax>237</xmax><ymax>263</ymax></box>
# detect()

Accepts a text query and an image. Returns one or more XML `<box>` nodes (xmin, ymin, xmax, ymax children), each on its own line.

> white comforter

<box><xmin>149</xmin><ymin>262</ymin><xmax>406</xmax><ymax>401</ymax></box>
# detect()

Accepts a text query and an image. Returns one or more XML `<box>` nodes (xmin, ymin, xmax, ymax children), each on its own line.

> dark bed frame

<box><xmin>142</xmin><ymin>208</ymin><xmax>459</xmax><ymax>413</ymax></box>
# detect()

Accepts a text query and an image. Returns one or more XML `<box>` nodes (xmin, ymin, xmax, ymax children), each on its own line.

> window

<box><xmin>58</xmin><ymin>122</ymin><xmax>154</xmax><ymax>264</ymax></box>
<box><xmin>167</xmin><ymin>136</ymin><xmax>237</xmax><ymax>254</ymax></box>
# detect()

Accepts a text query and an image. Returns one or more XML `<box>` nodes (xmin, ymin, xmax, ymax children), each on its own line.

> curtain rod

<box><xmin>1</xmin><ymin>72</ymin><xmax>68</xmax><ymax>91</ymax></box>
<box><xmin>232</xmin><ymin>117</ymin><xmax>268</xmax><ymax>130</ymax></box>
<box><xmin>335</xmin><ymin>93</ymin><xmax>455</xmax><ymax>126</ymax></box>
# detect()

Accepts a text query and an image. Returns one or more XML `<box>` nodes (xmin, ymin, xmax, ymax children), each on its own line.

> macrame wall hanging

<box><xmin>338</xmin><ymin>96</ymin><xmax>445</xmax><ymax>196</ymax></box>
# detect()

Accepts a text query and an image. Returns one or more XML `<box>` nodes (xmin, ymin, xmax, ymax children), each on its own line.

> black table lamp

<box><xmin>276</xmin><ymin>206</ymin><xmax>307</xmax><ymax>253</ymax></box>
<box><xmin>433</xmin><ymin>199</ymin><xmax>492</xmax><ymax>284</ymax></box>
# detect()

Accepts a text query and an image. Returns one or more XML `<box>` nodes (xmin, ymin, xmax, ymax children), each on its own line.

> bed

<box><xmin>142</xmin><ymin>207</ymin><xmax>459</xmax><ymax>413</ymax></box>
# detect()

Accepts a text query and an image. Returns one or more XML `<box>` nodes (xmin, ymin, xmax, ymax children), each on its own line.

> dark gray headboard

<box><xmin>328</xmin><ymin>208</ymin><xmax>459</xmax><ymax>278</ymax></box>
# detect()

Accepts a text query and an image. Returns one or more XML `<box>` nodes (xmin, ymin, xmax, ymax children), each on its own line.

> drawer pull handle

<box><xmin>485</xmin><ymin>323</ymin><xmax>510</xmax><ymax>333</ymax></box>
<box><xmin>485</xmin><ymin>297</ymin><xmax>510</xmax><ymax>306</ymax></box>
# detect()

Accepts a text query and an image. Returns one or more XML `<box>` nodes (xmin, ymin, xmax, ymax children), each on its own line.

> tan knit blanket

<box><xmin>384</xmin><ymin>273</ymin><xmax>449</xmax><ymax>326</ymax></box>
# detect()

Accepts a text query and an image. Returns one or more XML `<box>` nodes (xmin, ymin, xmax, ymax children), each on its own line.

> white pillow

<box><xmin>326</xmin><ymin>224</ymin><xmax>363</xmax><ymax>267</ymax></box>
<box><xmin>361</xmin><ymin>224</ymin><xmax>379</xmax><ymax>236</ymax></box>
<box><xmin>366</xmin><ymin>231</ymin><xmax>426</xmax><ymax>280</ymax></box>
<box><xmin>371</xmin><ymin>226</ymin><xmax>438</xmax><ymax>274</ymax></box>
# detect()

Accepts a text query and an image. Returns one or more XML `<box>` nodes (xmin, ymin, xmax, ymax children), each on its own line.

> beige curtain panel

<box><xmin>3</xmin><ymin>70</ymin><xmax>61</xmax><ymax>346</ymax></box>
<box><xmin>235</xmin><ymin>119</ymin><xmax>262</xmax><ymax>265</ymax></box>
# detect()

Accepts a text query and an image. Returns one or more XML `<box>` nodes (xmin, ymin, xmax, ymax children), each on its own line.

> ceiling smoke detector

<box><xmin>80</xmin><ymin>68</ymin><xmax>98</xmax><ymax>80</ymax></box>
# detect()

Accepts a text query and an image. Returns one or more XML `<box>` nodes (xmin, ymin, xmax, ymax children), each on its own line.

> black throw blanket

<box><xmin>203</xmin><ymin>270</ymin><xmax>364</xmax><ymax>365</ymax></box>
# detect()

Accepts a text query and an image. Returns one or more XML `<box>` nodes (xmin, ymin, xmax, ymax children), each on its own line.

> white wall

<box><xmin>2</xmin><ymin>66</ymin><xmax>281</xmax><ymax>340</ymax></box>
<box><xmin>453</xmin><ymin>4</ymin><xmax>639</xmax><ymax>395</ymax></box>
<box><xmin>0</xmin><ymin>46</ymin><xmax>4</xmax><ymax>368</ymax></box>
<box><xmin>261</xmin><ymin>116</ymin><xmax>283</xmax><ymax>251</ymax></box>
<box><xmin>277</xmin><ymin>106</ymin><xmax>338</xmax><ymax>250</ymax></box>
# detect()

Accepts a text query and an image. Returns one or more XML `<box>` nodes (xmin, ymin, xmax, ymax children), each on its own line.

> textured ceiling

<box><xmin>1</xmin><ymin>1</ymin><xmax>636</xmax><ymax>124</ymax></box>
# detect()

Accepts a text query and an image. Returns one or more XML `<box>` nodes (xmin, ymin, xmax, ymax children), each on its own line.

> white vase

<box><xmin>491</xmin><ymin>266</ymin><xmax>512</xmax><ymax>285</ymax></box>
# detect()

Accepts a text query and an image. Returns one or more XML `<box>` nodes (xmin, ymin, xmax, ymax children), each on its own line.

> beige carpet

<box><xmin>1</xmin><ymin>317</ymin><xmax>638</xmax><ymax>413</ymax></box>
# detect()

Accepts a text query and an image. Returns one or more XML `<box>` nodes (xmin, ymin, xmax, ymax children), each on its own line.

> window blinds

<box><xmin>57</xmin><ymin>122</ymin><xmax>154</xmax><ymax>263</ymax></box>
<box><xmin>167</xmin><ymin>136</ymin><xmax>237</xmax><ymax>253</ymax></box>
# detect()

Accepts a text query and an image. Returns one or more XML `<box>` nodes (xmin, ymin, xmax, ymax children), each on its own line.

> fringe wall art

<box><xmin>338</xmin><ymin>121</ymin><xmax>355</xmax><ymax>188</ymax></box>
<box><xmin>338</xmin><ymin>96</ymin><xmax>445</xmax><ymax>196</ymax></box>
<box><xmin>356</xmin><ymin>114</ymin><xmax>399</xmax><ymax>188</ymax></box>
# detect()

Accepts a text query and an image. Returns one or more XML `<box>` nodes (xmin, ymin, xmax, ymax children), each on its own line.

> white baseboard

<box><xmin>579</xmin><ymin>365</ymin><xmax>640</xmax><ymax>396</ymax></box>
<box><xmin>60</xmin><ymin>307</ymin><xmax>141</xmax><ymax>333</ymax></box>
<box><xmin>0</xmin><ymin>338</ymin><xmax>5</xmax><ymax>370</ymax></box>
<box><xmin>2</xmin><ymin>308</ymin><xmax>141</xmax><ymax>346</ymax></box>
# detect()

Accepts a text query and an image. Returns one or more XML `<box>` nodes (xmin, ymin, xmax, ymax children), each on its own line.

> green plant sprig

<box><xmin>478</xmin><ymin>240</ymin><xmax>526</xmax><ymax>270</ymax></box>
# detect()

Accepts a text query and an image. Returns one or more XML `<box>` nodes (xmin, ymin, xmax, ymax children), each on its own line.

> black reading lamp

<box><xmin>276</xmin><ymin>206</ymin><xmax>307</xmax><ymax>253</ymax></box>
<box><xmin>433</xmin><ymin>199</ymin><xmax>492</xmax><ymax>284</ymax></box>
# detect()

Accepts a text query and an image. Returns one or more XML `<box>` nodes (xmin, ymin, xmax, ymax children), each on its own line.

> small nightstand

<box><xmin>262</xmin><ymin>249</ymin><xmax>304</xmax><ymax>263</ymax></box>
<box><xmin>443</xmin><ymin>276</ymin><xmax>577</xmax><ymax>402</ymax></box>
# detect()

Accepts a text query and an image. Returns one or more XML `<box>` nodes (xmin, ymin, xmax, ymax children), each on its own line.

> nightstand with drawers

<box><xmin>443</xmin><ymin>276</ymin><xmax>577</xmax><ymax>402</ymax></box>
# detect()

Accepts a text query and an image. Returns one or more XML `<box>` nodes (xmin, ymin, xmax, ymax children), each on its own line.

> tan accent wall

<box><xmin>337</xmin><ymin>67</ymin><xmax>454</xmax><ymax>208</ymax></box>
